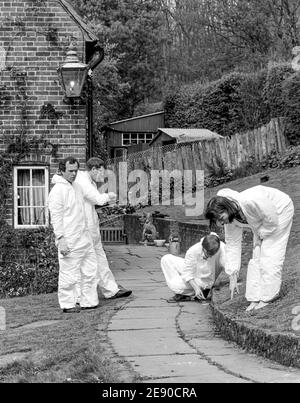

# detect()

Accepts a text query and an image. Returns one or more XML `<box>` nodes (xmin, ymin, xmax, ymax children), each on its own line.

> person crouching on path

<box><xmin>48</xmin><ymin>157</ymin><xmax>99</xmax><ymax>313</ymax></box>
<box><xmin>161</xmin><ymin>233</ymin><xmax>226</xmax><ymax>302</ymax></box>
<box><xmin>52</xmin><ymin>157</ymin><xmax>132</xmax><ymax>300</ymax></box>
<box><xmin>204</xmin><ymin>185</ymin><xmax>294</xmax><ymax>311</ymax></box>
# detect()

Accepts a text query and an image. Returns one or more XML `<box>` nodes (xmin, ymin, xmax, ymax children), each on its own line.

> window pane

<box><xmin>131</xmin><ymin>134</ymin><xmax>138</xmax><ymax>141</ymax></box>
<box><xmin>32</xmin><ymin>169</ymin><xmax>45</xmax><ymax>186</ymax></box>
<box><xmin>123</xmin><ymin>139</ymin><xmax>130</xmax><ymax>145</ymax></box>
<box><xmin>17</xmin><ymin>169</ymin><xmax>30</xmax><ymax>186</ymax></box>
<box><xmin>146</xmin><ymin>133</ymin><xmax>153</xmax><ymax>140</ymax></box>
<box><xmin>18</xmin><ymin>188</ymin><xmax>30</xmax><ymax>207</ymax></box>
<box><xmin>17</xmin><ymin>208</ymin><xmax>31</xmax><ymax>225</ymax></box>
<box><xmin>123</xmin><ymin>134</ymin><xmax>130</xmax><ymax>141</ymax></box>
<box><xmin>32</xmin><ymin>208</ymin><xmax>46</xmax><ymax>225</ymax></box>
<box><xmin>32</xmin><ymin>188</ymin><xmax>45</xmax><ymax>206</ymax></box>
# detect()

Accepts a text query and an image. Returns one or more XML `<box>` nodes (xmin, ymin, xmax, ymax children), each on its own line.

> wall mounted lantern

<box><xmin>57</xmin><ymin>43</ymin><xmax>89</xmax><ymax>98</ymax></box>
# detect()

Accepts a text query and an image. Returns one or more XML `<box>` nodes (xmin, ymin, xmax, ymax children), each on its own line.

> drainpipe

<box><xmin>86</xmin><ymin>43</ymin><xmax>104</xmax><ymax>159</ymax></box>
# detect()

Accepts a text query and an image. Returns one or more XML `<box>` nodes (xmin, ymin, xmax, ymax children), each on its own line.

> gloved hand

<box><xmin>58</xmin><ymin>237</ymin><xmax>71</xmax><ymax>257</ymax></box>
<box><xmin>108</xmin><ymin>192</ymin><xmax>117</xmax><ymax>202</ymax></box>
<box><xmin>188</xmin><ymin>279</ymin><xmax>205</xmax><ymax>300</ymax></box>
<box><xmin>229</xmin><ymin>272</ymin><xmax>239</xmax><ymax>300</ymax></box>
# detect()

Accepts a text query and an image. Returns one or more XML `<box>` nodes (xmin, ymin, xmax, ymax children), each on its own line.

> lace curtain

<box><xmin>17</xmin><ymin>169</ymin><xmax>46</xmax><ymax>226</ymax></box>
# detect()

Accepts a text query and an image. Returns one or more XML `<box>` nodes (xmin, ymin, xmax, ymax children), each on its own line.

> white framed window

<box><xmin>122</xmin><ymin>132</ymin><xmax>154</xmax><ymax>146</ymax></box>
<box><xmin>13</xmin><ymin>166</ymin><xmax>49</xmax><ymax>229</ymax></box>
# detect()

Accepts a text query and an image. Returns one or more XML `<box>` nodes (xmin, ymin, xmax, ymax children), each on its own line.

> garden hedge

<box><xmin>164</xmin><ymin>62</ymin><xmax>300</xmax><ymax>144</ymax></box>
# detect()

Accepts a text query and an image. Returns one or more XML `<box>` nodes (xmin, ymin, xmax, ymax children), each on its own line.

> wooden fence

<box><xmin>106</xmin><ymin>118</ymin><xmax>289</xmax><ymax>194</ymax></box>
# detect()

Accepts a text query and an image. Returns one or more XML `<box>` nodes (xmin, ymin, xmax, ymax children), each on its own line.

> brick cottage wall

<box><xmin>0</xmin><ymin>0</ymin><xmax>89</xmax><ymax>224</ymax></box>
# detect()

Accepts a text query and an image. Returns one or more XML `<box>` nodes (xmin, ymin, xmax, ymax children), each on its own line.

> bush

<box><xmin>164</xmin><ymin>71</ymin><xmax>271</xmax><ymax>137</ymax></box>
<box><xmin>0</xmin><ymin>226</ymin><xmax>59</xmax><ymax>298</ymax></box>
<box><xmin>164</xmin><ymin>62</ymin><xmax>300</xmax><ymax>142</ymax></box>
<box><xmin>282</xmin><ymin>72</ymin><xmax>300</xmax><ymax>145</ymax></box>
<box><xmin>262</xmin><ymin>63</ymin><xmax>294</xmax><ymax>118</ymax></box>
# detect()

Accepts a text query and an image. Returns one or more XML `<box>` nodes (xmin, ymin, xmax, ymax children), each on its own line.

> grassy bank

<box><xmin>0</xmin><ymin>293</ymin><xmax>139</xmax><ymax>383</ymax></box>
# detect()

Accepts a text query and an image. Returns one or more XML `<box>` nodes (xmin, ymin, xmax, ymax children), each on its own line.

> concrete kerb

<box><xmin>210</xmin><ymin>295</ymin><xmax>300</xmax><ymax>369</ymax></box>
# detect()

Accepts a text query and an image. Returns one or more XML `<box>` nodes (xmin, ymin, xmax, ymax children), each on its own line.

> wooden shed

<box><xmin>104</xmin><ymin>111</ymin><xmax>165</xmax><ymax>159</ymax></box>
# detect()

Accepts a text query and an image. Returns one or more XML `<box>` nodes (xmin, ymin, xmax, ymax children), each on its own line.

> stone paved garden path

<box><xmin>106</xmin><ymin>245</ymin><xmax>300</xmax><ymax>383</ymax></box>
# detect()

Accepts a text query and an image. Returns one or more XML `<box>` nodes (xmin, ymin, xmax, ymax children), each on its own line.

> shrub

<box><xmin>0</xmin><ymin>225</ymin><xmax>59</xmax><ymax>298</ymax></box>
<box><xmin>282</xmin><ymin>72</ymin><xmax>300</xmax><ymax>145</ymax></box>
<box><xmin>262</xmin><ymin>63</ymin><xmax>294</xmax><ymax>118</ymax></box>
<box><xmin>164</xmin><ymin>62</ymin><xmax>300</xmax><ymax>142</ymax></box>
<box><xmin>164</xmin><ymin>71</ymin><xmax>271</xmax><ymax>137</ymax></box>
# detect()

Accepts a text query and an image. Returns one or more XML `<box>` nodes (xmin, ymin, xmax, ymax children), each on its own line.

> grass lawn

<box><xmin>0</xmin><ymin>292</ymin><xmax>140</xmax><ymax>383</ymax></box>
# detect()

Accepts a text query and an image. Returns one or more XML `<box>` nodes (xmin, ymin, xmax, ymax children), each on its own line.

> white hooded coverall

<box><xmin>161</xmin><ymin>237</ymin><xmax>226</xmax><ymax>296</ymax></box>
<box><xmin>48</xmin><ymin>176</ymin><xmax>98</xmax><ymax>309</ymax></box>
<box><xmin>217</xmin><ymin>186</ymin><xmax>294</xmax><ymax>302</ymax></box>
<box><xmin>75</xmin><ymin>171</ymin><xmax>120</xmax><ymax>298</ymax></box>
<box><xmin>52</xmin><ymin>172</ymin><xmax>119</xmax><ymax>298</ymax></box>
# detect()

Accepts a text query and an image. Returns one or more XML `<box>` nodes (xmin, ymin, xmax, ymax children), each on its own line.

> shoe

<box><xmin>254</xmin><ymin>301</ymin><xmax>269</xmax><ymax>310</ymax></box>
<box><xmin>246</xmin><ymin>302</ymin><xmax>259</xmax><ymax>312</ymax></box>
<box><xmin>62</xmin><ymin>307</ymin><xmax>81</xmax><ymax>313</ymax></box>
<box><xmin>108</xmin><ymin>289</ymin><xmax>132</xmax><ymax>299</ymax></box>
<box><xmin>81</xmin><ymin>305</ymin><xmax>99</xmax><ymax>311</ymax></box>
<box><xmin>167</xmin><ymin>294</ymin><xmax>192</xmax><ymax>303</ymax></box>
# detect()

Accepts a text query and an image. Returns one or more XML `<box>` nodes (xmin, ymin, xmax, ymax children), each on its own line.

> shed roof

<box><xmin>59</xmin><ymin>0</ymin><xmax>98</xmax><ymax>42</ymax></box>
<box><xmin>109</xmin><ymin>111</ymin><xmax>165</xmax><ymax>127</ymax></box>
<box><xmin>149</xmin><ymin>128</ymin><xmax>222</xmax><ymax>145</ymax></box>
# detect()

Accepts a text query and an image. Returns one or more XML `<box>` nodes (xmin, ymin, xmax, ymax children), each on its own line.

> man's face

<box><xmin>90</xmin><ymin>166</ymin><xmax>105</xmax><ymax>182</ymax></box>
<box><xmin>203</xmin><ymin>248</ymin><xmax>215</xmax><ymax>260</ymax></box>
<box><xmin>62</xmin><ymin>162</ymin><xmax>79</xmax><ymax>183</ymax></box>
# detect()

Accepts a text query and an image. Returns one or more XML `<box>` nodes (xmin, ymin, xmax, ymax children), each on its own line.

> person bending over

<box><xmin>205</xmin><ymin>186</ymin><xmax>294</xmax><ymax>311</ymax></box>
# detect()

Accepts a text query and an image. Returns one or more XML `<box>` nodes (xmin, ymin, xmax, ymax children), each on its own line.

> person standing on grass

<box><xmin>161</xmin><ymin>233</ymin><xmax>226</xmax><ymax>302</ymax></box>
<box><xmin>48</xmin><ymin>157</ymin><xmax>99</xmax><ymax>313</ymax></box>
<box><xmin>52</xmin><ymin>157</ymin><xmax>132</xmax><ymax>300</ymax></box>
<box><xmin>205</xmin><ymin>185</ymin><xmax>294</xmax><ymax>311</ymax></box>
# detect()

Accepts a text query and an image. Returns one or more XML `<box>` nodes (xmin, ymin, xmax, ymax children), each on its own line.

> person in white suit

<box><xmin>52</xmin><ymin>157</ymin><xmax>132</xmax><ymax>300</ymax></box>
<box><xmin>48</xmin><ymin>157</ymin><xmax>99</xmax><ymax>313</ymax></box>
<box><xmin>205</xmin><ymin>185</ymin><xmax>294</xmax><ymax>311</ymax></box>
<box><xmin>161</xmin><ymin>233</ymin><xmax>226</xmax><ymax>302</ymax></box>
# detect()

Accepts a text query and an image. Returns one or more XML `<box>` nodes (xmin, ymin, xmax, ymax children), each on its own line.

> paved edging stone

<box><xmin>210</xmin><ymin>300</ymin><xmax>300</xmax><ymax>369</ymax></box>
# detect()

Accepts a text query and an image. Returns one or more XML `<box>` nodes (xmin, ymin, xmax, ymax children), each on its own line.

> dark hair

<box><xmin>59</xmin><ymin>157</ymin><xmax>79</xmax><ymax>172</ymax></box>
<box><xmin>205</xmin><ymin>196</ymin><xmax>240</xmax><ymax>230</ymax></box>
<box><xmin>202</xmin><ymin>234</ymin><xmax>220</xmax><ymax>256</ymax></box>
<box><xmin>86</xmin><ymin>157</ymin><xmax>105</xmax><ymax>171</ymax></box>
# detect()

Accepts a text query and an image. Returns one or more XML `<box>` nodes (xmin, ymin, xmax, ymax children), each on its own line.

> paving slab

<box><xmin>108</xmin><ymin>317</ymin><xmax>175</xmax><ymax>330</ymax></box>
<box><xmin>109</xmin><ymin>329</ymin><xmax>193</xmax><ymax>356</ymax></box>
<box><xmin>128</xmin><ymin>354</ymin><xmax>248</xmax><ymax>382</ymax></box>
<box><xmin>145</xmin><ymin>375</ymin><xmax>250</xmax><ymax>383</ymax></box>
<box><xmin>113</xmin><ymin>306</ymin><xmax>178</xmax><ymax>320</ymax></box>
<box><xmin>124</xmin><ymin>299</ymin><xmax>171</xmax><ymax>308</ymax></box>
